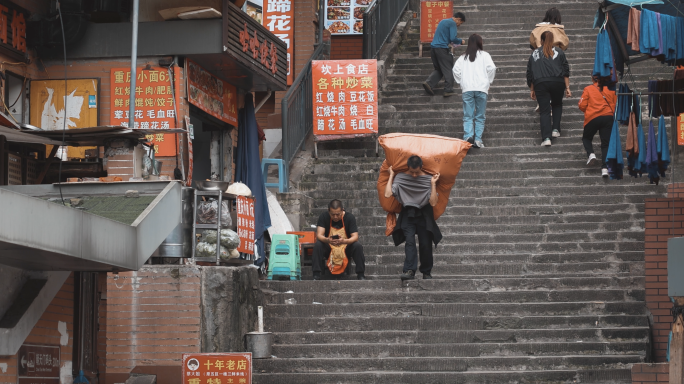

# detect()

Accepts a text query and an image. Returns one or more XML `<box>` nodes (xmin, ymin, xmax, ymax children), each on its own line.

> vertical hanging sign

<box><xmin>311</xmin><ymin>59</ymin><xmax>378</xmax><ymax>135</ymax></box>
<box><xmin>263</xmin><ymin>0</ymin><xmax>294</xmax><ymax>85</ymax></box>
<box><xmin>420</xmin><ymin>1</ymin><xmax>453</xmax><ymax>43</ymax></box>
<box><xmin>237</xmin><ymin>196</ymin><xmax>256</xmax><ymax>254</ymax></box>
<box><xmin>678</xmin><ymin>113</ymin><xmax>684</xmax><ymax>146</ymax></box>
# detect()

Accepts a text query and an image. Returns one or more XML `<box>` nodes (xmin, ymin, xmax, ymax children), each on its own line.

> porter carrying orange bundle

<box><xmin>377</xmin><ymin>133</ymin><xmax>471</xmax><ymax>280</ymax></box>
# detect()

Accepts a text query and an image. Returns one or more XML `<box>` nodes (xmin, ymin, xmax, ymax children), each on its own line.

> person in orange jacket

<box><xmin>578</xmin><ymin>76</ymin><xmax>617</xmax><ymax>177</ymax></box>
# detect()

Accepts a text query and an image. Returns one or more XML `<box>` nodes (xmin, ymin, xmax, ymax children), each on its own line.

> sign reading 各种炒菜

<box><xmin>311</xmin><ymin>59</ymin><xmax>378</xmax><ymax>136</ymax></box>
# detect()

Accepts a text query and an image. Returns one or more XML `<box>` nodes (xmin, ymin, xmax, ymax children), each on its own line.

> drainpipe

<box><xmin>128</xmin><ymin>0</ymin><xmax>139</xmax><ymax>129</ymax></box>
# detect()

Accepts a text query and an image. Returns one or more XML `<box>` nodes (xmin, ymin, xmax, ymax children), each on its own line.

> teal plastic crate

<box><xmin>267</xmin><ymin>234</ymin><xmax>301</xmax><ymax>281</ymax></box>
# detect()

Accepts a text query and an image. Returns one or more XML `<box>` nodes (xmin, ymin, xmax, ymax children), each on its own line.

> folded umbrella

<box><xmin>657</xmin><ymin>115</ymin><xmax>670</xmax><ymax>177</ymax></box>
<box><xmin>606</xmin><ymin>118</ymin><xmax>624</xmax><ymax>180</ymax></box>
<box><xmin>646</xmin><ymin>119</ymin><xmax>660</xmax><ymax>185</ymax></box>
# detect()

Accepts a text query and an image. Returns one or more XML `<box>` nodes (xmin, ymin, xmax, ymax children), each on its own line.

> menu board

<box><xmin>324</xmin><ymin>0</ymin><xmax>371</xmax><ymax>35</ymax></box>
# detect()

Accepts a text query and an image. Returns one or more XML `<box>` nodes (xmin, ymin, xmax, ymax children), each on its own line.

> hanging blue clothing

<box><xmin>640</xmin><ymin>9</ymin><xmax>660</xmax><ymax>54</ymax></box>
<box><xmin>651</xmin><ymin>13</ymin><xmax>664</xmax><ymax>56</ymax></box>
<box><xmin>235</xmin><ymin>93</ymin><xmax>272</xmax><ymax>266</ymax></box>
<box><xmin>677</xmin><ymin>17</ymin><xmax>684</xmax><ymax>61</ymax></box>
<box><xmin>657</xmin><ymin>115</ymin><xmax>671</xmax><ymax>177</ymax></box>
<box><xmin>662</xmin><ymin>14</ymin><xmax>677</xmax><ymax>62</ymax></box>
<box><xmin>593</xmin><ymin>30</ymin><xmax>614</xmax><ymax>78</ymax></box>
<box><xmin>606</xmin><ymin>119</ymin><xmax>624</xmax><ymax>180</ymax></box>
<box><xmin>646</xmin><ymin>120</ymin><xmax>660</xmax><ymax>184</ymax></box>
<box><xmin>616</xmin><ymin>84</ymin><xmax>632</xmax><ymax>124</ymax></box>
<box><xmin>635</xmin><ymin>120</ymin><xmax>647</xmax><ymax>176</ymax></box>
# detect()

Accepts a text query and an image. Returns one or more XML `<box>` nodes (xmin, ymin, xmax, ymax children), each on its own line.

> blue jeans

<box><xmin>462</xmin><ymin>91</ymin><xmax>488</xmax><ymax>141</ymax></box>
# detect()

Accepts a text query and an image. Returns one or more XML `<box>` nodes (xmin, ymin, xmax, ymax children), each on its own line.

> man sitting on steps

<box><xmin>385</xmin><ymin>156</ymin><xmax>443</xmax><ymax>280</ymax></box>
<box><xmin>312</xmin><ymin>199</ymin><xmax>366</xmax><ymax>280</ymax></box>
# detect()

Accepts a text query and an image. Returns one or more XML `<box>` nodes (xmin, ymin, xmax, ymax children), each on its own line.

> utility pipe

<box><xmin>128</xmin><ymin>0</ymin><xmax>139</xmax><ymax>129</ymax></box>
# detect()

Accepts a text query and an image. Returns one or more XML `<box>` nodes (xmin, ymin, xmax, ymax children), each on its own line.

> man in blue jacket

<box><xmin>423</xmin><ymin>12</ymin><xmax>466</xmax><ymax>97</ymax></box>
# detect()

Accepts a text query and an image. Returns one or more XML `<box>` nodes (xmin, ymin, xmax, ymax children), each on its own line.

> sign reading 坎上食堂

<box><xmin>311</xmin><ymin>59</ymin><xmax>378</xmax><ymax>136</ymax></box>
<box><xmin>110</xmin><ymin>67</ymin><xmax>182</xmax><ymax>156</ymax></box>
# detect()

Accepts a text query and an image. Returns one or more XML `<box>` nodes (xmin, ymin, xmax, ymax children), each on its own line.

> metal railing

<box><xmin>281</xmin><ymin>42</ymin><xmax>328</xmax><ymax>191</ymax></box>
<box><xmin>362</xmin><ymin>0</ymin><xmax>410</xmax><ymax>59</ymax></box>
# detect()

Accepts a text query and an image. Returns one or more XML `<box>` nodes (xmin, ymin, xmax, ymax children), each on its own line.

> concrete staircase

<box><xmin>254</xmin><ymin>0</ymin><xmax>670</xmax><ymax>382</ymax></box>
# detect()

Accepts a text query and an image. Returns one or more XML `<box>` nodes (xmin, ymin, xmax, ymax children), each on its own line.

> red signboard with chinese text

<box><xmin>311</xmin><ymin>60</ymin><xmax>378</xmax><ymax>135</ymax></box>
<box><xmin>420</xmin><ymin>1</ymin><xmax>453</xmax><ymax>43</ymax></box>
<box><xmin>182</xmin><ymin>353</ymin><xmax>252</xmax><ymax>384</ymax></box>
<box><xmin>109</xmin><ymin>67</ymin><xmax>181</xmax><ymax>156</ymax></box>
<box><xmin>679</xmin><ymin>113</ymin><xmax>684</xmax><ymax>146</ymax></box>
<box><xmin>237</xmin><ymin>196</ymin><xmax>256</xmax><ymax>254</ymax></box>
<box><xmin>0</xmin><ymin>1</ymin><xmax>28</xmax><ymax>60</ymax></box>
<box><xmin>263</xmin><ymin>0</ymin><xmax>294</xmax><ymax>85</ymax></box>
<box><xmin>186</xmin><ymin>59</ymin><xmax>238</xmax><ymax>126</ymax></box>
<box><xmin>18</xmin><ymin>344</ymin><xmax>60</xmax><ymax>381</ymax></box>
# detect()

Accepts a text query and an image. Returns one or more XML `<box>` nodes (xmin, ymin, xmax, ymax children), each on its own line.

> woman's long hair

<box><xmin>542</xmin><ymin>7</ymin><xmax>562</xmax><ymax>24</ymax></box>
<box><xmin>541</xmin><ymin>31</ymin><xmax>554</xmax><ymax>58</ymax></box>
<box><xmin>463</xmin><ymin>34</ymin><xmax>483</xmax><ymax>63</ymax></box>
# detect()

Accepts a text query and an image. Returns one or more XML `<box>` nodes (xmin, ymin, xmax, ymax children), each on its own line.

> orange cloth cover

<box><xmin>376</xmin><ymin>133</ymin><xmax>471</xmax><ymax>235</ymax></box>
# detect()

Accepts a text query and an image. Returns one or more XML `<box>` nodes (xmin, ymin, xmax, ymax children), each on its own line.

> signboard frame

<box><xmin>17</xmin><ymin>344</ymin><xmax>61</xmax><ymax>384</ymax></box>
<box><xmin>419</xmin><ymin>1</ymin><xmax>453</xmax><ymax>56</ymax></box>
<box><xmin>237</xmin><ymin>196</ymin><xmax>256</xmax><ymax>255</ymax></box>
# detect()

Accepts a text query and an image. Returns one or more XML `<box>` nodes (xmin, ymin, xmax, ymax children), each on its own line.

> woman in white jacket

<box><xmin>452</xmin><ymin>34</ymin><xmax>496</xmax><ymax>148</ymax></box>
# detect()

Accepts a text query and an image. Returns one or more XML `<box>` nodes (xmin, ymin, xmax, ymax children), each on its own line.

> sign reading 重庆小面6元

<box><xmin>183</xmin><ymin>353</ymin><xmax>252</xmax><ymax>384</ymax></box>
<box><xmin>420</xmin><ymin>1</ymin><xmax>453</xmax><ymax>43</ymax></box>
<box><xmin>110</xmin><ymin>67</ymin><xmax>181</xmax><ymax>156</ymax></box>
<box><xmin>237</xmin><ymin>196</ymin><xmax>256</xmax><ymax>255</ymax></box>
<box><xmin>311</xmin><ymin>60</ymin><xmax>378</xmax><ymax>135</ymax></box>
<box><xmin>186</xmin><ymin>59</ymin><xmax>238</xmax><ymax>126</ymax></box>
<box><xmin>263</xmin><ymin>0</ymin><xmax>294</xmax><ymax>85</ymax></box>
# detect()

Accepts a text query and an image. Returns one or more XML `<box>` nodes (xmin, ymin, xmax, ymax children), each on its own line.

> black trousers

<box><xmin>425</xmin><ymin>48</ymin><xmax>455</xmax><ymax>93</ymax></box>
<box><xmin>401</xmin><ymin>217</ymin><xmax>433</xmax><ymax>274</ymax></box>
<box><xmin>583</xmin><ymin>115</ymin><xmax>613</xmax><ymax>168</ymax></box>
<box><xmin>535</xmin><ymin>81</ymin><xmax>565</xmax><ymax>140</ymax></box>
<box><xmin>311</xmin><ymin>240</ymin><xmax>365</xmax><ymax>275</ymax></box>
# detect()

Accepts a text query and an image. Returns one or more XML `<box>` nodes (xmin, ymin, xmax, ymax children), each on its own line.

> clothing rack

<box><xmin>616</xmin><ymin>91</ymin><xmax>684</xmax><ymax>95</ymax></box>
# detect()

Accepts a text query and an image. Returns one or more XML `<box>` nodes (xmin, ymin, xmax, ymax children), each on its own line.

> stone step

<box><xmin>251</xmin><ymin>369</ymin><xmax>633</xmax><ymax>384</ymax></box>
<box><xmin>265</xmin><ymin>315</ymin><xmax>648</xmax><ymax>332</ymax></box>
<box><xmin>269</xmin><ymin>327</ymin><xmax>649</xmax><ymax>344</ymax></box>
<box><xmin>358</xmin><ymin>242</ymin><xmax>644</xmax><ymax>256</ymax></box>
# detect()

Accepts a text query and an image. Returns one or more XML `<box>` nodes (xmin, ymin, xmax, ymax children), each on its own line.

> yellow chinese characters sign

<box><xmin>311</xmin><ymin>59</ymin><xmax>378</xmax><ymax>135</ymax></box>
<box><xmin>110</xmin><ymin>67</ymin><xmax>181</xmax><ymax>156</ymax></box>
<box><xmin>182</xmin><ymin>353</ymin><xmax>252</xmax><ymax>384</ymax></box>
<box><xmin>420</xmin><ymin>1</ymin><xmax>453</xmax><ymax>43</ymax></box>
<box><xmin>29</xmin><ymin>79</ymin><xmax>99</xmax><ymax>159</ymax></box>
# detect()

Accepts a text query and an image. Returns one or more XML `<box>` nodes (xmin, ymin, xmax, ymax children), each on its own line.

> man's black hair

<box><xmin>328</xmin><ymin>199</ymin><xmax>343</xmax><ymax>210</ymax></box>
<box><xmin>407</xmin><ymin>155</ymin><xmax>423</xmax><ymax>169</ymax></box>
<box><xmin>454</xmin><ymin>12</ymin><xmax>466</xmax><ymax>22</ymax></box>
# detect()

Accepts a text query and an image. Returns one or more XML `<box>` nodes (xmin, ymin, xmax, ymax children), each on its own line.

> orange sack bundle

<box><xmin>376</xmin><ymin>133</ymin><xmax>471</xmax><ymax>235</ymax></box>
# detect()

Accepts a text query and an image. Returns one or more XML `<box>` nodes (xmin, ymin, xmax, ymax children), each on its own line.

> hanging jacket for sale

<box><xmin>640</xmin><ymin>9</ymin><xmax>660</xmax><ymax>55</ymax></box>
<box><xmin>646</xmin><ymin>119</ymin><xmax>660</xmax><ymax>185</ymax></box>
<box><xmin>593</xmin><ymin>30</ymin><xmax>613</xmax><ymax>78</ymax></box>
<box><xmin>657</xmin><ymin>115</ymin><xmax>670</xmax><ymax>177</ymax></box>
<box><xmin>606</xmin><ymin>118</ymin><xmax>624</xmax><ymax>180</ymax></box>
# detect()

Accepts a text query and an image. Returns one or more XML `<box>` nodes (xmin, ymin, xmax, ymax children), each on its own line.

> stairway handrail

<box><xmin>362</xmin><ymin>0</ymin><xmax>410</xmax><ymax>59</ymax></box>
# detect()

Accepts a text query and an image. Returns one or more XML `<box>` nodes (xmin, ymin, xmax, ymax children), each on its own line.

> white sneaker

<box><xmin>475</xmin><ymin>140</ymin><xmax>485</xmax><ymax>148</ymax></box>
<box><xmin>552</xmin><ymin>129</ymin><xmax>561</xmax><ymax>138</ymax></box>
<box><xmin>541</xmin><ymin>138</ymin><xmax>552</xmax><ymax>146</ymax></box>
<box><xmin>587</xmin><ymin>153</ymin><xmax>597</xmax><ymax>166</ymax></box>
<box><xmin>602</xmin><ymin>168</ymin><xmax>609</xmax><ymax>177</ymax></box>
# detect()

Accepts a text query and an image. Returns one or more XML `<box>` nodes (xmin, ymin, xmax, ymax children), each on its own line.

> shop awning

<box><xmin>0</xmin><ymin>125</ymin><xmax>63</xmax><ymax>146</ymax></box>
<box><xmin>20</xmin><ymin>125</ymin><xmax>187</xmax><ymax>147</ymax></box>
<box><xmin>0</xmin><ymin>181</ymin><xmax>181</xmax><ymax>271</ymax></box>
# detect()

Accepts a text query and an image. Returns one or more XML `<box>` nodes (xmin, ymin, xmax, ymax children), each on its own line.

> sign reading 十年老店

<box><xmin>0</xmin><ymin>1</ymin><xmax>28</xmax><ymax>61</ymax></box>
<box><xmin>311</xmin><ymin>60</ymin><xmax>378</xmax><ymax>135</ymax></box>
<box><xmin>110</xmin><ymin>67</ymin><xmax>182</xmax><ymax>156</ymax></box>
<box><xmin>182</xmin><ymin>353</ymin><xmax>252</xmax><ymax>384</ymax></box>
<box><xmin>420</xmin><ymin>1</ymin><xmax>453</xmax><ymax>43</ymax></box>
<box><xmin>186</xmin><ymin>59</ymin><xmax>238</xmax><ymax>125</ymax></box>
<box><xmin>263</xmin><ymin>0</ymin><xmax>294</xmax><ymax>85</ymax></box>
<box><xmin>237</xmin><ymin>196</ymin><xmax>256</xmax><ymax>255</ymax></box>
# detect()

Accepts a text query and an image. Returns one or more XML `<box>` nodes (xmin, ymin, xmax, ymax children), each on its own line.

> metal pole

<box><xmin>128</xmin><ymin>0</ymin><xmax>139</xmax><ymax>129</ymax></box>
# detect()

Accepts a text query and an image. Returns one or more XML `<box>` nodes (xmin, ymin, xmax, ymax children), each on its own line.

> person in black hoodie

<box><xmin>526</xmin><ymin>31</ymin><xmax>571</xmax><ymax>146</ymax></box>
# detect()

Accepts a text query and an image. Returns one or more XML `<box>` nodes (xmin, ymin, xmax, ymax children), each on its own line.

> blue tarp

<box><xmin>606</xmin><ymin>119</ymin><xmax>625</xmax><ymax>179</ymax></box>
<box><xmin>235</xmin><ymin>93</ymin><xmax>272</xmax><ymax>266</ymax></box>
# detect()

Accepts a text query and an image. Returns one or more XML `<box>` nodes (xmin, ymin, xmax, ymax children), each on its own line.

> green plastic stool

<box><xmin>267</xmin><ymin>234</ymin><xmax>301</xmax><ymax>281</ymax></box>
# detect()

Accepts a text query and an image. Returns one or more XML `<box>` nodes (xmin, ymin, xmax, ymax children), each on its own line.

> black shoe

<box><xmin>313</xmin><ymin>272</ymin><xmax>321</xmax><ymax>280</ymax></box>
<box><xmin>443</xmin><ymin>91</ymin><xmax>457</xmax><ymax>97</ymax></box>
<box><xmin>422</xmin><ymin>82</ymin><xmax>434</xmax><ymax>96</ymax></box>
<box><xmin>423</xmin><ymin>273</ymin><xmax>433</xmax><ymax>280</ymax></box>
<box><xmin>357</xmin><ymin>273</ymin><xmax>366</xmax><ymax>281</ymax></box>
<box><xmin>466</xmin><ymin>136</ymin><xmax>474</xmax><ymax>145</ymax></box>
<box><xmin>400</xmin><ymin>270</ymin><xmax>415</xmax><ymax>280</ymax></box>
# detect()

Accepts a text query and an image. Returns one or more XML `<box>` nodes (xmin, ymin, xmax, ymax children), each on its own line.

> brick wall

<box><xmin>0</xmin><ymin>273</ymin><xmax>75</xmax><ymax>384</ymax></box>
<box><xmin>330</xmin><ymin>36</ymin><xmax>364</xmax><ymax>60</ymax></box>
<box><xmin>644</xmin><ymin>197</ymin><xmax>683</xmax><ymax>362</ymax></box>
<box><xmin>632</xmin><ymin>363</ymin><xmax>669</xmax><ymax>383</ymax></box>
<box><xmin>101</xmin><ymin>266</ymin><xmax>201</xmax><ymax>384</ymax></box>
